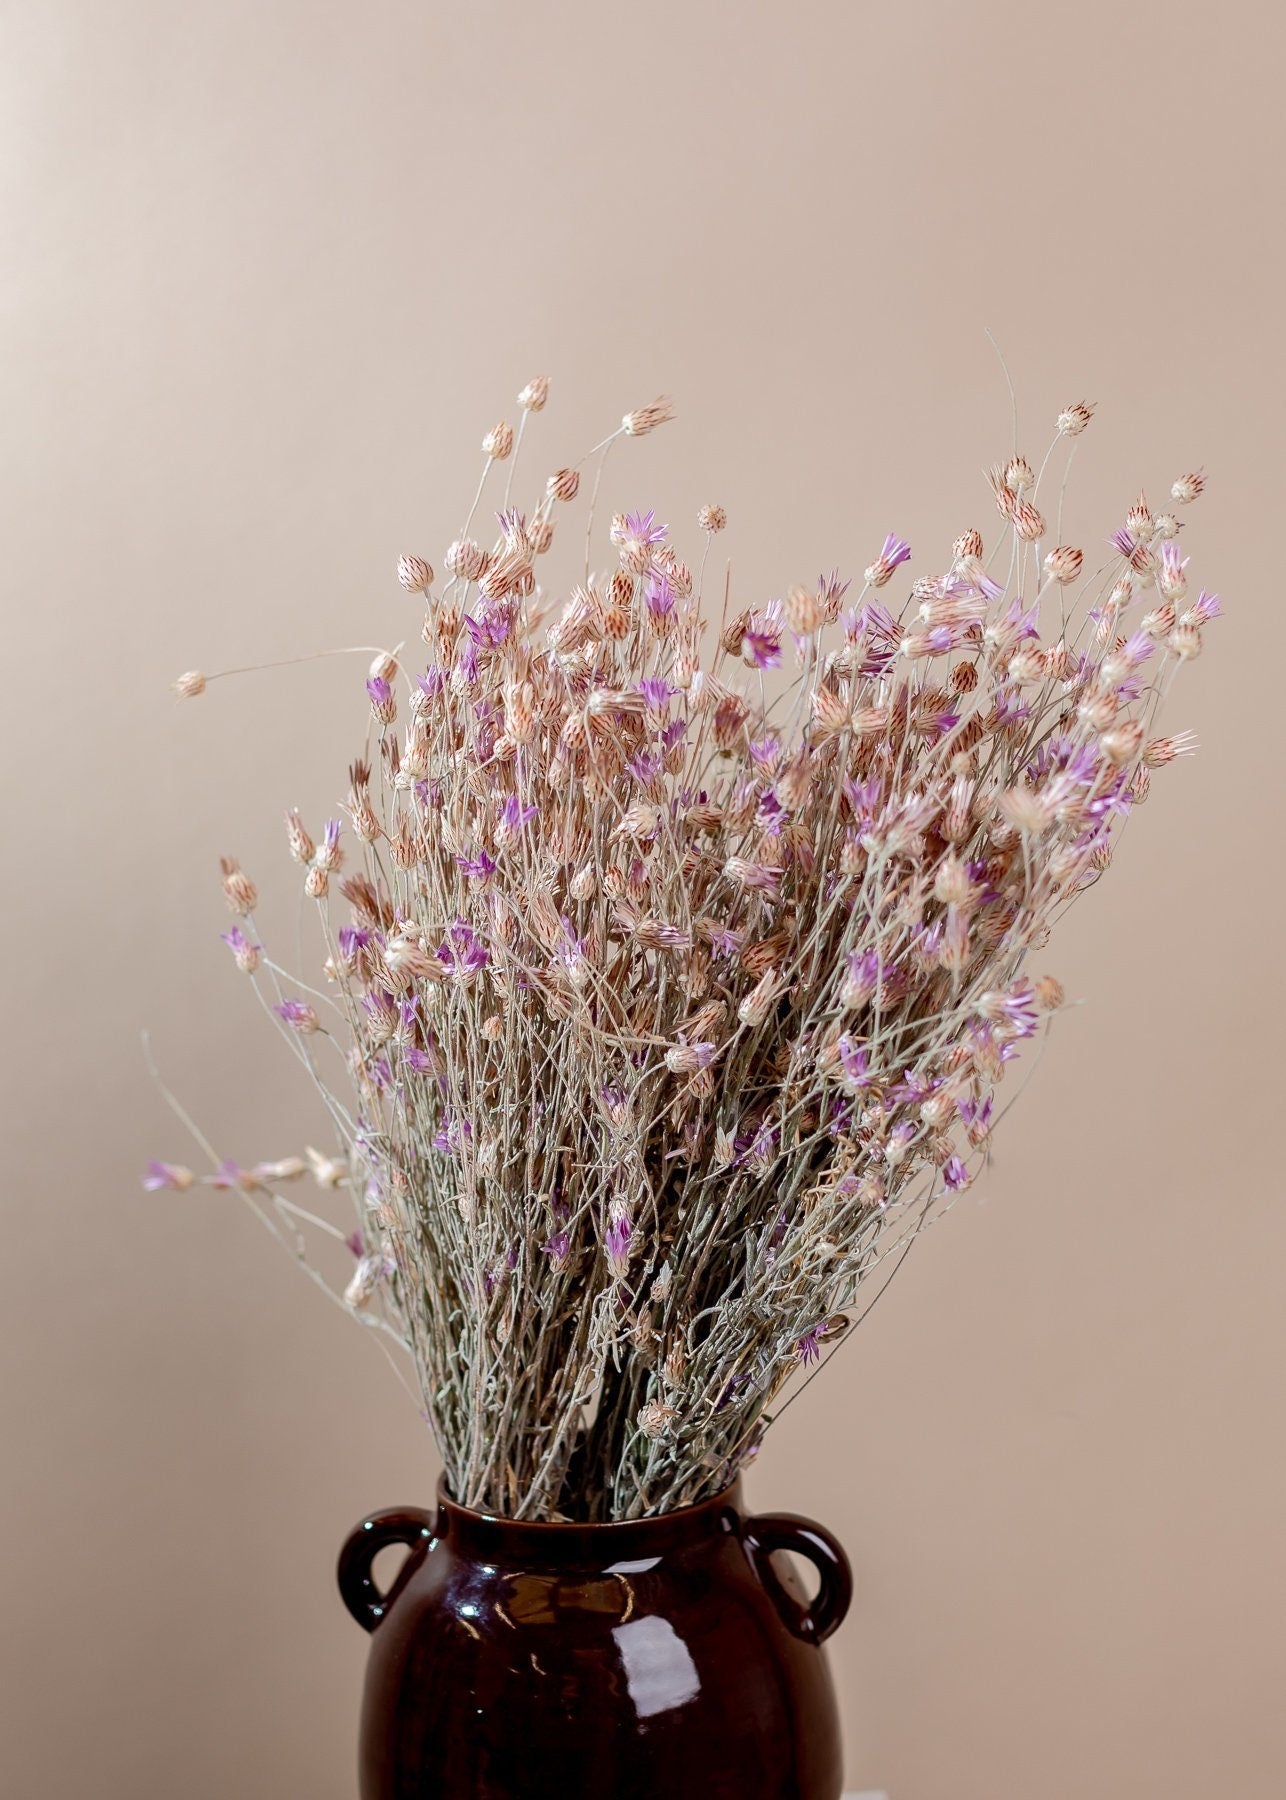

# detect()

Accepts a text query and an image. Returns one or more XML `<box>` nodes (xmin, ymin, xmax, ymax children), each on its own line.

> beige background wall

<box><xmin>4</xmin><ymin>2</ymin><xmax>1284</xmax><ymax>1795</ymax></box>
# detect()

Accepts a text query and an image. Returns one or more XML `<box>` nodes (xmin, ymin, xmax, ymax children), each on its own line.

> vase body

<box><xmin>337</xmin><ymin>1478</ymin><xmax>852</xmax><ymax>1799</ymax></box>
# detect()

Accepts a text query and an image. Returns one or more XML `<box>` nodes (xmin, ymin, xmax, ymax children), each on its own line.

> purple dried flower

<box><xmin>540</xmin><ymin>1231</ymin><xmax>571</xmax><ymax>1269</ymax></box>
<box><xmin>623</xmin><ymin>509</ymin><xmax>667</xmax><ymax>546</ymax></box>
<box><xmin>210</xmin><ymin>1159</ymin><xmax>255</xmax><ymax>1191</ymax></box>
<box><xmin>604</xmin><ymin>1209</ymin><xmax>633</xmax><ymax>1277</ymax></box>
<box><xmin>741</xmin><ymin>605</ymin><xmax>783</xmax><ymax>670</ymax></box>
<box><xmin>638</xmin><ymin>676</ymin><xmax>675</xmax><ymax>712</ymax></box>
<box><xmin>143</xmin><ymin>1159</ymin><xmax>194</xmax><ymax>1192</ymax></box>
<box><xmin>455</xmin><ymin>848</ymin><xmax>497</xmax><ymax>882</ymax></box>
<box><xmin>644</xmin><ymin>569</ymin><xmax>676</xmax><ymax>622</ymax></box>
<box><xmin>220</xmin><ymin>925</ymin><xmax>261</xmax><ymax>973</ymax></box>
<box><xmin>366</xmin><ymin>676</ymin><xmax>395</xmax><ymax>724</ymax></box>
<box><xmin>274</xmin><ymin>998</ymin><xmax>319</xmax><ymax>1034</ymax></box>
<box><xmin>796</xmin><ymin>1325</ymin><xmax>826</xmax><ymax>1366</ymax></box>
<box><xmin>836</xmin><ymin>1036</ymin><xmax>874</xmax><ymax>1091</ymax></box>
<box><xmin>865</xmin><ymin>533</ymin><xmax>912</xmax><ymax>587</ymax></box>
<box><xmin>437</xmin><ymin>919</ymin><xmax>489</xmax><ymax>979</ymax></box>
<box><xmin>943</xmin><ymin>1156</ymin><xmax>972</xmax><ymax>1193</ymax></box>
<box><xmin>498</xmin><ymin>794</ymin><xmax>538</xmax><ymax>836</ymax></box>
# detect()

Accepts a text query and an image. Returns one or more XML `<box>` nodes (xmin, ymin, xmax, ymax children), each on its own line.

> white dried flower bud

<box><xmin>1100</xmin><ymin>719</ymin><xmax>1144</xmax><ymax>764</ymax></box>
<box><xmin>637</xmin><ymin>1398</ymin><xmax>678</xmax><ymax>1441</ymax></box>
<box><xmin>482</xmin><ymin>420</ymin><xmax>514</xmax><ymax>459</ymax></box>
<box><xmin>547</xmin><ymin>467</ymin><xmax>580</xmax><ymax>503</ymax></box>
<box><xmin>933</xmin><ymin>852</ymin><xmax>973</xmax><ymax>907</ymax></box>
<box><xmin>1056</xmin><ymin>401</ymin><xmax>1095</xmax><ymax>437</ymax></box>
<box><xmin>369</xmin><ymin>650</ymin><xmax>399</xmax><ymax>683</ymax></box>
<box><xmin>517</xmin><ymin>374</ymin><xmax>550</xmax><ymax>411</ymax></box>
<box><xmin>1035</xmin><ymin>975</ymin><xmax>1065</xmax><ymax>1011</ymax></box>
<box><xmin>784</xmin><ymin>584</ymin><xmax>824</xmax><ymax>635</ymax></box>
<box><xmin>285</xmin><ymin>808</ymin><xmax>314</xmax><ymax>865</ymax></box>
<box><xmin>1143</xmin><ymin>731</ymin><xmax>1199</xmax><ymax>768</ymax></box>
<box><xmin>305</xmin><ymin>1146</ymin><xmax>347</xmax><ymax>1189</ymax></box>
<box><xmin>1167</xmin><ymin>621</ymin><xmax>1203</xmax><ymax>660</ymax></box>
<box><xmin>397</xmin><ymin>555</ymin><xmax>433</xmax><ymax>593</ymax></box>
<box><xmin>697</xmin><ymin>503</ymin><xmax>727</xmax><ymax>533</ymax></box>
<box><xmin>172</xmin><ymin>670</ymin><xmax>207</xmax><ymax>699</ymax></box>
<box><xmin>1170</xmin><ymin>470</ymin><xmax>1205</xmax><ymax>505</ymax></box>
<box><xmin>738</xmin><ymin>968</ymin><xmax>784</xmax><ymax>1028</ymax></box>
<box><xmin>1012</xmin><ymin>500</ymin><xmax>1046</xmax><ymax>542</ymax></box>
<box><xmin>999</xmin><ymin>787</ymin><xmax>1053</xmax><ymax>834</ymax></box>
<box><xmin>345</xmin><ymin>1252</ymin><xmax>391</xmax><ymax>1312</ymax></box>
<box><xmin>257</xmin><ymin>1157</ymin><xmax>306</xmax><ymax>1182</ymax></box>
<box><xmin>622</xmin><ymin>396</ymin><xmax>675</xmax><ymax>437</ymax></box>
<box><xmin>445</xmin><ymin>538</ymin><xmax>487</xmax><ymax>581</ymax></box>
<box><xmin>1125</xmin><ymin>494</ymin><xmax>1154</xmax><ymax>543</ymax></box>
<box><xmin>1043</xmin><ymin>545</ymin><xmax>1083</xmax><ymax>586</ymax></box>
<box><xmin>220</xmin><ymin>857</ymin><xmax>258</xmax><ymax>916</ymax></box>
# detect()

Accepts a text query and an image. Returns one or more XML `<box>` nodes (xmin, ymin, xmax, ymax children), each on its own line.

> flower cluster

<box><xmin>153</xmin><ymin>381</ymin><xmax>1217</xmax><ymax>1522</ymax></box>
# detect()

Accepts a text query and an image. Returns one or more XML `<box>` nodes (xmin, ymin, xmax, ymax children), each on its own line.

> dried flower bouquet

<box><xmin>151</xmin><ymin>380</ymin><xmax>1217</xmax><ymax>1522</ymax></box>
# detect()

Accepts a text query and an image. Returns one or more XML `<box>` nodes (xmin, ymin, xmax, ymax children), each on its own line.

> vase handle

<box><xmin>743</xmin><ymin>1510</ymin><xmax>853</xmax><ymax>1646</ymax></box>
<box><xmin>337</xmin><ymin>1505</ymin><xmax>437</xmax><ymax>1633</ymax></box>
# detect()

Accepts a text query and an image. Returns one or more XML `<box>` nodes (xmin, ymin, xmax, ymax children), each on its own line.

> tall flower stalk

<box><xmin>154</xmin><ymin>382</ymin><xmax>1217</xmax><ymax>1521</ymax></box>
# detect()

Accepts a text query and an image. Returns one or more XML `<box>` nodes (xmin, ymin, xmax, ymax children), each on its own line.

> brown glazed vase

<box><xmin>337</xmin><ymin>1478</ymin><xmax>852</xmax><ymax>1798</ymax></box>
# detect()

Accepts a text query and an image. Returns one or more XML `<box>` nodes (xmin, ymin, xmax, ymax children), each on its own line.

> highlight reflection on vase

<box><xmin>339</xmin><ymin>1478</ymin><xmax>853</xmax><ymax>1799</ymax></box>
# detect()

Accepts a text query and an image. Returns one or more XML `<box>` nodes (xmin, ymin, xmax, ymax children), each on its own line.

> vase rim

<box><xmin>432</xmin><ymin>1474</ymin><xmax>744</xmax><ymax>1559</ymax></box>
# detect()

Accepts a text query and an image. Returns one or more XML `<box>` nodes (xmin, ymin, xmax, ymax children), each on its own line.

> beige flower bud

<box><xmin>1012</xmin><ymin>500</ymin><xmax>1046</xmax><ymax>542</ymax></box>
<box><xmin>1167</xmin><ymin>621</ymin><xmax>1203</xmax><ymax>660</ymax></box>
<box><xmin>445</xmin><ymin>538</ymin><xmax>487</xmax><ymax>581</ymax></box>
<box><xmin>1044</xmin><ymin>545</ymin><xmax>1083</xmax><ymax>586</ymax></box>
<box><xmin>784</xmin><ymin>584</ymin><xmax>824</xmax><ymax>634</ymax></box>
<box><xmin>547</xmin><ymin>467</ymin><xmax>580</xmax><ymax>503</ymax></box>
<box><xmin>1100</xmin><ymin>719</ymin><xmax>1144</xmax><ymax>763</ymax></box>
<box><xmin>172</xmin><ymin>670</ymin><xmax>206</xmax><ymax>699</ymax></box>
<box><xmin>622</xmin><ymin>396</ymin><xmax>675</xmax><ymax>437</ymax></box>
<box><xmin>220</xmin><ymin>857</ymin><xmax>258</xmax><ymax>915</ymax></box>
<box><xmin>397</xmin><ymin>555</ymin><xmax>433</xmax><ymax>593</ymax></box>
<box><xmin>1035</xmin><ymin>975</ymin><xmax>1065</xmax><ymax>1010</ymax></box>
<box><xmin>637</xmin><ymin>1398</ymin><xmax>678</xmax><ymax>1441</ymax></box>
<box><xmin>697</xmin><ymin>503</ymin><xmax>727</xmax><ymax>533</ymax></box>
<box><xmin>517</xmin><ymin>375</ymin><xmax>550</xmax><ymax>411</ymax></box>
<box><xmin>1056</xmin><ymin>401</ymin><xmax>1095</xmax><ymax>437</ymax></box>
<box><xmin>482</xmin><ymin>420</ymin><xmax>514</xmax><ymax>459</ymax></box>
